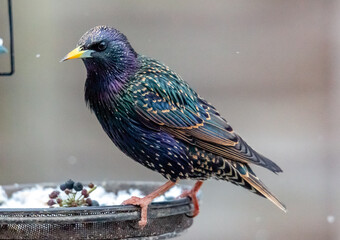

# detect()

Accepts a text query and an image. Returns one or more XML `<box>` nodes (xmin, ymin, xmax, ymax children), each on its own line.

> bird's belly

<box><xmin>94</xmin><ymin>108</ymin><xmax>239</xmax><ymax>182</ymax></box>
<box><xmin>96</xmin><ymin>111</ymin><xmax>196</xmax><ymax>181</ymax></box>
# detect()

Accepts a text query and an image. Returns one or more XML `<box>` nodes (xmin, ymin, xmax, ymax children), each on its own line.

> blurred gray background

<box><xmin>0</xmin><ymin>0</ymin><xmax>339</xmax><ymax>239</ymax></box>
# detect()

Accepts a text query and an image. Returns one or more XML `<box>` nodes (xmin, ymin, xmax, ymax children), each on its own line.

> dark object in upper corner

<box><xmin>0</xmin><ymin>0</ymin><xmax>14</xmax><ymax>76</ymax></box>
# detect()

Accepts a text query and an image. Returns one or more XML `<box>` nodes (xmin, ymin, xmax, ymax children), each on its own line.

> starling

<box><xmin>62</xmin><ymin>26</ymin><xmax>286</xmax><ymax>227</ymax></box>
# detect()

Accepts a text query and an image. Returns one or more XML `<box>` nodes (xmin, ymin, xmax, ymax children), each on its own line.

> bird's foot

<box><xmin>122</xmin><ymin>196</ymin><xmax>152</xmax><ymax>228</ymax></box>
<box><xmin>178</xmin><ymin>190</ymin><xmax>200</xmax><ymax>217</ymax></box>
<box><xmin>177</xmin><ymin>180</ymin><xmax>203</xmax><ymax>217</ymax></box>
<box><xmin>122</xmin><ymin>181</ymin><xmax>177</xmax><ymax>228</ymax></box>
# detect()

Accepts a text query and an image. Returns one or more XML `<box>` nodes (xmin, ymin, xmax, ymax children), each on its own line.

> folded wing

<box><xmin>131</xmin><ymin>57</ymin><xmax>282</xmax><ymax>173</ymax></box>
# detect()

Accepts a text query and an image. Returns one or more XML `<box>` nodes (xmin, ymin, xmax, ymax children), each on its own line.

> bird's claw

<box><xmin>122</xmin><ymin>196</ymin><xmax>151</xmax><ymax>228</ymax></box>
<box><xmin>177</xmin><ymin>190</ymin><xmax>190</xmax><ymax>199</ymax></box>
<box><xmin>178</xmin><ymin>190</ymin><xmax>200</xmax><ymax>217</ymax></box>
<box><xmin>122</xmin><ymin>196</ymin><xmax>143</xmax><ymax>205</ymax></box>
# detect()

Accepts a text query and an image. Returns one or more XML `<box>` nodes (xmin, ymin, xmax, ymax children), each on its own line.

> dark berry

<box><xmin>86</xmin><ymin>198</ymin><xmax>92</xmax><ymax>205</ymax></box>
<box><xmin>88</xmin><ymin>183</ymin><xmax>95</xmax><ymax>188</ymax></box>
<box><xmin>84</xmin><ymin>193</ymin><xmax>89</xmax><ymax>198</ymax></box>
<box><xmin>49</xmin><ymin>191</ymin><xmax>60</xmax><ymax>199</ymax></box>
<box><xmin>91</xmin><ymin>200</ymin><xmax>99</xmax><ymax>206</ymax></box>
<box><xmin>73</xmin><ymin>182</ymin><xmax>83</xmax><ymax>191</ymax></box>
<box><xmin>47</xmin><ymin>199</ymin><xmax>55</xmax><ymax>206</ymax></box>
<box><xmin>65</xmin><ymin>179</ymin><xmax>75</xmax><ymax>190</ymax></box>
<box><xmin>60</xmin><ymin>184</ymin><xmax>67</xmax><ymax>191</ymax></box>
<box><xmin>65</xmin><ymin>189</ymin><xmax>71</xmax><ymax>195</ymax></box>
<box><xmin>56</xmin><ymin>198</ymin><xmax>62</xmax><ymax>204</ymax></box>
<box><xmin>81</xmin><ymin>189</ymin><xmax>88</xmax><ymax>196</ymax></box>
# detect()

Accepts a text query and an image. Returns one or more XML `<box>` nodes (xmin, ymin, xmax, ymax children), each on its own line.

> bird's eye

<box><xmin>96</xmin><ymin>41</ymin><xmax>107</xmax><ymax>51</ymax></box>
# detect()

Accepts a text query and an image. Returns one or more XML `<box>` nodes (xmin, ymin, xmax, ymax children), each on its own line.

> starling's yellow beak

<box><xmin>60</xmin><ymin>46</ymin><xmax>94</xmax><ymax>62</ymax></box>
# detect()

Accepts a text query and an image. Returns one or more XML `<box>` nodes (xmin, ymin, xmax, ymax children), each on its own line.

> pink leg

<box><xmin>122</xmin><ymin>180</ymin><xmax>176</xmax><ymax>228</ymax></box>
<box><xmin>178</xmin><ymin>181</ymin><xmax>203</xmax><ymax>217</ymax></box>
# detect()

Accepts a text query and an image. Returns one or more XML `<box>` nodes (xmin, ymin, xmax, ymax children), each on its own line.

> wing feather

<box><xmin>130</xmin><ymin>56</ymin><xmax>282</xmax><ymax>173</ymax></box>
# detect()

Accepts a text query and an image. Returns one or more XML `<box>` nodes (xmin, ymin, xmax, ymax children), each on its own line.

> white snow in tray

<box><xmin>0</xmin><ymin>185</ymin><xmax>55</xmax><ymax>208</ymax></box>
<box><xmin>89</xmin><ymin>187</ymin><xmax>145</xmax><ymax>206</ymax></box>
<box><xmin>0</xmin><ymin>185</ymin><xmax>184</xmax><ymax>208</ymax></box>
<box><xmin>154</xmin><ymin>185</ymin><xmax>182</xmax><ymax>202</ymax></box>
<box><xmin>0</xmin><ymin>186</ymin><xmax>7</xmax><ymax>205</ymax></box>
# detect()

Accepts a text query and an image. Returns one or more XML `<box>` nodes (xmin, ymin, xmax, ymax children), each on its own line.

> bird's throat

<box><xmin>85</xmin><ymin>71</ymin><xmax>125</xmax><ymax>105</ymax></box>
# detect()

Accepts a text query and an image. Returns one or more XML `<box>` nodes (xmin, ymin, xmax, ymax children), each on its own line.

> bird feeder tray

<box><xmin>0</xmin><ymin>181</ymin><xmax>195</xmax><ymax>239</ymax></box>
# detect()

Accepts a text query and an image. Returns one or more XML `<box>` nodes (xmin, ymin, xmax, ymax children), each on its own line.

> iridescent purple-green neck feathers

<box><xmin>79</xmin><ymin>26</ymin><xmax>138</xmax><ymax>104</ymax></box>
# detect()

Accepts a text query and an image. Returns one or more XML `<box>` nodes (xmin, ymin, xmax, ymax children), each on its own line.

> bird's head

<box><xmin>61</xmin><ymin>26</ymin><xmax>138</xmax><ymax>73</ymax></box>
